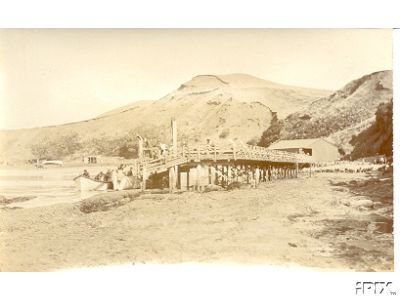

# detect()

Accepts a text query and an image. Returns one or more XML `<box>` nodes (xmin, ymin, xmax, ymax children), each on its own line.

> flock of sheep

<box><xmin>312</xmin><ymin>161</ymin><xmax>390</xmax><ymax>174</ymax></box>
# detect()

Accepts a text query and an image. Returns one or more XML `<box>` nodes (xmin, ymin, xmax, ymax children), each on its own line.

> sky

<box><xmin>0</xmin><ymin>29</ymin><xmax>393</xmax><ymax>130</ymax></box>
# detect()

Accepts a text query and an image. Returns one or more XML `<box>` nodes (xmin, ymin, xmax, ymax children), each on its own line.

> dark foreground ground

<box><xmin>0</xmin><ymin>172</ymin><xmax>393</xmax><ymax>271</ymax></box>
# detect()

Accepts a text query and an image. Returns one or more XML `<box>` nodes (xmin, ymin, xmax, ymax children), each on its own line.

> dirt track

<box><xmin>0</xmin><ymin>172</ymin><xmax>393</xmax><ymax>271</ymax></box>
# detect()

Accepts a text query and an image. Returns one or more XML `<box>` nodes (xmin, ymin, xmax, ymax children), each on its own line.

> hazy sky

<box><xmin>0</xmin><ymin>29</ymin><xmax>392</xmax><ymax>130</ymax></box>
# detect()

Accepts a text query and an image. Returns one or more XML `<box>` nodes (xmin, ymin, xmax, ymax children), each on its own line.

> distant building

<box><xmin>81</xmin><ymin>155</ymin><xmax>99</xmax><ymax>164</ymax></box>
<box><xmin>268</xmin><ymin>138</ymin><xmax>340</xmax><ymax>162</ymax></box>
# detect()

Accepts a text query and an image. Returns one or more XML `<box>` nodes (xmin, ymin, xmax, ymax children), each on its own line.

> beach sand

<box><xmin>0</xmin><ymin>172</ymin><xmax>393</xmax><ymax>271</ymax></box>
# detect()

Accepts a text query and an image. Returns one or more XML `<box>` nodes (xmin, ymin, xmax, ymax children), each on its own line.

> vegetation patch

<box><xmin>219</xmin><ymin>128</ymin><xmax>230</xmax><ymax>139</ymax></box>
<box><xmin>0</xmin><ymin>195</ymin><xmax>36</xmax><ymax>205</ymax></box>
<box><xmin>79</xmin><ymin>190</ymin><xmax>142</xmax><ymax>213</ymax></box>
<box><xmin>349</xmin><ymin>100</ymin><xmax>393</xmax><ymax>160</ymax></box>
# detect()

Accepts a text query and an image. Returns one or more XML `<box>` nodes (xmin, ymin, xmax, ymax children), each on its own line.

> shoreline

<box><xmin>0</xmin><ymin>172</ymin><xmax>393</xmax><ymax>272</ymax></box>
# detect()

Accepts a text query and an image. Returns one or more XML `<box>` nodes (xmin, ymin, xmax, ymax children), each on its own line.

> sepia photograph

<box><xmin>0</xmin><ymin>29</ymin><xmax>394</xmax><ymax>274</ymax></box>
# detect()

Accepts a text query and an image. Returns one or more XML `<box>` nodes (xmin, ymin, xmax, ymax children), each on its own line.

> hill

<box><xmin>167</xmin><ymin>74</ymin><xmax>330</xmax><ymax>118</ymax></box>
<box><xmin>0</xmin><ymin>74</ymin><xmax>329</xmax><ymax>163</ymax></box>
<box><xmin>275</xmin><ymin>70</ymin><xmax>393</xmax><ymax>153</ymax></box>
<box><xmin>349</xmin><ymin>100</ymin><xmax>393</xmax><ymax>160</ymax></box>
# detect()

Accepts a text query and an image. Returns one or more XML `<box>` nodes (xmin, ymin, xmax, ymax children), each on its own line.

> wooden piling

<box><xmin>196</xmin><ymin>164</ymin><xmax>201</xmax><ymax>190</ymax></box>
<box><xmin>141</xmin><ymin>165</ymin><xmax>146</xmax><ymax>191</ymax></box>
<box><xmin>227</xmin><ymin>163</ymin><xmax>232</xmax><ymax>185</ymax></box>
<box><xmin>168</xmin><ymin>167</ymin><xmax>173</xmax><ymax>192</ymax></box>
<box><xmin>214</xmin><ymin>164</ymin><xmax>219</xmax><ymax>185</ymax></box>
<box><xmin>174</xmin><ymin>165</ymin><xmax>179</xmax><ymax>189</ymax></box>
<box><xmin>207</xmin><ymin>164</ymin><xmax>211</xmax><ymax>184</ymax></box>
<box><xmin>221</xmin><ymin>164</ymin><xmax>225</xmax><ymax>187</ymax></box>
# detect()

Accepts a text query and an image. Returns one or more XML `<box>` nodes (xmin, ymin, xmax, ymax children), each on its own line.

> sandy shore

<box><xmin>0</xmin><ymin>172</ymin><xmax>393</xmax><ymax>272</ymax></box>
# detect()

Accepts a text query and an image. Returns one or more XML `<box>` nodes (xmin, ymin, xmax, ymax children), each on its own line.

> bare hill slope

<box><xmin>0</xmin><ymin>74</ymin><xmax>329</xmax><ymax>162</ymax></box>
<box><xmin>280</xmin><ymin>70</ymin><xmax>393</xmax><ymax>153</ymax></box>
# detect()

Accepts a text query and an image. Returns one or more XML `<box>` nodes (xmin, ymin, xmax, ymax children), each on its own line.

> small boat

<box><xmin>74</xmin><ymin>175</ymin><xmax>112</xmax><ymax>191</ymax></box>
<box><xmin>42</xmin><ymin>160</ymin><xmax>63</xmax><ymax>166</ymax></box>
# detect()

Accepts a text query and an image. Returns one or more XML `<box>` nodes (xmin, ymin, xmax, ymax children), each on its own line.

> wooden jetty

<box><xmin>136</xmin><ymin>119</ymin><xmax>314</xmax><ymax>192</ymax></box>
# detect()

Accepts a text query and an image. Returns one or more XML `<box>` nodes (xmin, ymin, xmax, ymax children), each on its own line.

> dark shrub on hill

<box><xmin>349</xmin><ymin>100</ymin><xmax>393</xmax><ymax>160</ymax></box>
<box><xmin>258</xmin><ymin>113</ymin><xmax>284</xmax><ymax>148</ymax></box>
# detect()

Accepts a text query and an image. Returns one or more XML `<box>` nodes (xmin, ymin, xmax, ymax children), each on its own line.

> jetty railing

<box><xmin>141</xmin><ymin>143</ymin><xmax>314</xmax><ymax>174</ymax></box>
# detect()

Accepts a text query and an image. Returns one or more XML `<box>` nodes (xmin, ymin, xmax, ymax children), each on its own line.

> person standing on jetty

<box><xmin>126</xmin><ymin>167</ymin><xmax>133</xmax><ymax>176</ymax></box>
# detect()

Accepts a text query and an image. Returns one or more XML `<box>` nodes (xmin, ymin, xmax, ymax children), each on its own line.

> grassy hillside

<box><xmin>261</xmin><ymin>70</ymin><xmax>393</xmax><ymax>153</ymax></box>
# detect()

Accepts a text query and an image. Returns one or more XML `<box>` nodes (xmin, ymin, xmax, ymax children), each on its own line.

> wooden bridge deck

<box><xmin>135</xmin><ymin>121</ymin><xmax>314</xmax><ymax>190</ymax></box>
<box><xmin>142</xmin><ymin>143</ymin><xmax>314</xmax><ymax>174</ymax></box>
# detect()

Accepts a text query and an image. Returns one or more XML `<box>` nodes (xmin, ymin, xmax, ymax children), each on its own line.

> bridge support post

<box><xmin>233</xmin><ymin>164</ymin><xmax>238</xmax><ymax>182</ymax></box>
<box><xmin>174</xmin><ymin>165</ymin><xmax>179</xmax><ymax>189</ymax></box>
<box><xmin>168</xmin><ymin>167</ymin><xmax>173</xmax><ymax>192</ymax></box>
<box><xmin>186</xmin><ymin>170</ymin><xmax>190</xmax><ymax>190</ymax></box>
<box><xmin>202</xmin><ymin>164</ymin><xmax>208</xmax><ymax>189</ymax></box>
<box><xmin>214</xmin><ymin>164</ymin><xmax>218</xmax><ymax>185</ymax></box>
<box><xmin>141</xmin><ymin>165</ymin><xmax>146</xmax><ymax>191</ymax></box>
<box><xmin>221</xmin><ymin>165</ymin><xmax>226</xmax><ymax>187</ymax></box>
<box><xmin>196</xmin><ymin>164</ymin><xmax>201</xmax><ymax>191</ymax></box>
<box><xmin>227</xmin><ymin>163</ymin><xmax>232</xmax><ymax>186</ymax></box>
<box><xmin>214</xmin><ymin>164</ymin><xmax>220</xmax><ymax>185</ymax></box>
<box><xmin>207</xmin><ymin>164</ymin><xmax>211</xmax><ymax>185</ymax></box>
<box><xmin>210</xmin><ymin>164</ymin><xmax>216</xmax><ymax>185</ymax></box>
<box><xmin>262</xmin><ymin>166</ymin><xmax>266</xmax><ymax>182</ymax></box>
<box><xmin>196</xmin><ymin>163</ymin><xmax>207</xmax><ymax>191</ymax></box>
<box><xmin>168</xmin><ymin>165</ymin><xmax>178</xmax><ymax>192</ymax></box>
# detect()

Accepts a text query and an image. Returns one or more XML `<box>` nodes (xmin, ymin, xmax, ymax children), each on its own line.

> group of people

<box><xmin>81</xmin><ymin>164</ymin><xmax>136</xmax><ymax>182</ymax></box>
<box><xmin>82</xmin><ymin>169</ymin><xmax>112</xmax><ymax>181</ymax></box>
<box><xmin>79</xmin><ymin>164</ymin><xmax>142</xmax><ymax>191</ymax></box>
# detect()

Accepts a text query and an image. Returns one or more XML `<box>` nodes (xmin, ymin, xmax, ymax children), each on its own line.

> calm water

<box><xmin>0</xmin><ymin>166</ymin><xmax>109</xmax><ymax>208</ymax></box>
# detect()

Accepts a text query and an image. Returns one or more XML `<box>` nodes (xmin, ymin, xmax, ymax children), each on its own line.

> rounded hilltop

<box><xmin>180</xmin><ymin>73</ymin><xmax>302</xmax><ymax>90</ymax></box>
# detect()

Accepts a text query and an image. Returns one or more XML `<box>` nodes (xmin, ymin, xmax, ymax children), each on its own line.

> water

<box><xmin>0</xmin><ymin>166</ymin><xmax>108</xmax><ymax>208</ymax></box>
